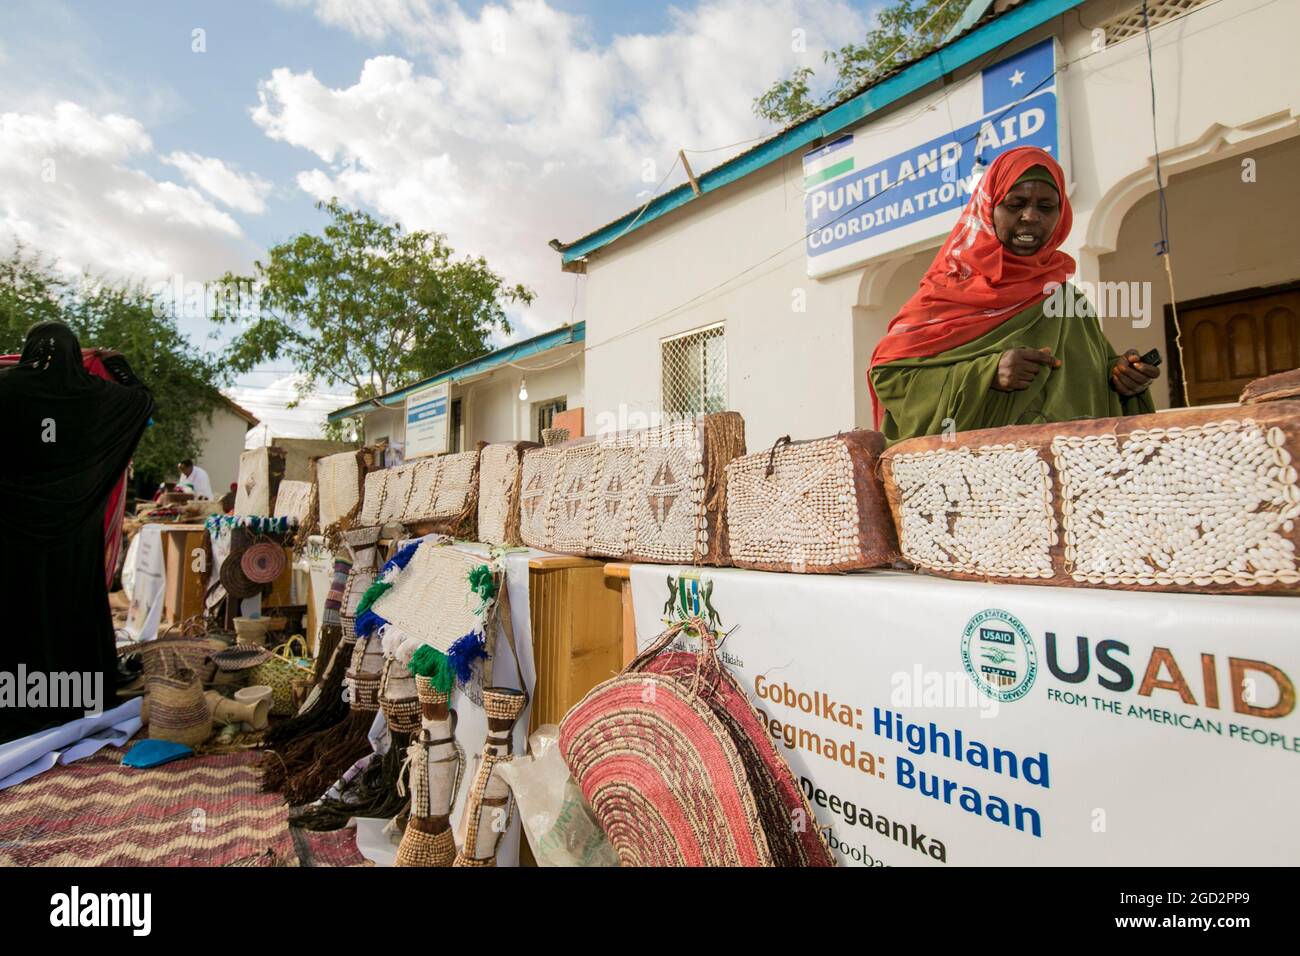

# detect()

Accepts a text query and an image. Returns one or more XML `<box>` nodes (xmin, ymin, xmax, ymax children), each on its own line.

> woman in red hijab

<box><xmin>868</xmin><ymin>146</ymin><xmax>1158</xmax><ymax>444</ymax></box>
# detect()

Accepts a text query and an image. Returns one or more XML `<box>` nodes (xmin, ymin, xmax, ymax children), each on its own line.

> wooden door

<box><xmin>1179</xmin><ymin>287</ymin><xmax>1300</xmax><ymax>405</ymax></box>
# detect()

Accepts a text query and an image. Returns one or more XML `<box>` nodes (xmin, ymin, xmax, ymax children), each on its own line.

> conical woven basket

<box><xmin>146</xmin><ymin>663</ymin><xmax>211</xmax><ymax>749</ymax></box>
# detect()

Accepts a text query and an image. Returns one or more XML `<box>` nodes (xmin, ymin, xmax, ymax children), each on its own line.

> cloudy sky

<box><xmin>0</xmin><ymin>0</ymin><xmax>880</xmax><ymax>420</ymax></box>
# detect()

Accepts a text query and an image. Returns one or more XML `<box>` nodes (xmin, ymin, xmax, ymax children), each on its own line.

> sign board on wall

<box><xmin>804</xmin><ymin>38</ymin><xmax>1066</xmax><ymax>277</ymax></box>
<box><xmin>404</xmin><ymin>382</ymin><xmax>449</xmax><ymax>459</ymax></box>
<box><xmin>630</xmin><ymin>565</ymin><xmax>1300</xmax><ymax>866</ymax></box>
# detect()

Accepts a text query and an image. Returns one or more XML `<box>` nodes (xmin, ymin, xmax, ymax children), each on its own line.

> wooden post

<box><xmin>679</xmin><ymin>150</ymin><xmax>702</xmax><ymax>197</ymax></box>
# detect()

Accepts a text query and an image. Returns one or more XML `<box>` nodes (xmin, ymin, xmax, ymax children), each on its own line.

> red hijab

<box><xmin>867</xmin><ymin>146</ymin><xmax>1074</xmax><ymax>427</ymax></box>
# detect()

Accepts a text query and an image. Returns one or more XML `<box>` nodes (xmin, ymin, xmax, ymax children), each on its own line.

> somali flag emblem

<box><xmin>803</xmin><ymin>134</ymin><xmax>854</xmax><ymax>190</ymax></box>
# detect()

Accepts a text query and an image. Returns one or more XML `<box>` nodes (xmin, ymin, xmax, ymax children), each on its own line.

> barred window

<box><xmin>535</xmin><ymin>398</ymin><xmax>567</xmax><ymax>442</ymax></box>
<box><xmin>661</xmin><ymin>323</ymin><xmax>727</xmax><ymax>416</ymax></box>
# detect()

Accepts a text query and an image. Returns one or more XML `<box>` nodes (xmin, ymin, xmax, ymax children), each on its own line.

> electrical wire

<box><xmin>1140</xmin><ymin>0</ymin><xmax>1189</xmax><ymax>406</ymax></box>
<box><xmin>587</xmin><ymin>37</ymin><xmax>1068</xmax><ymax>353</ymax></box>
<box><xmin>584</xmin><ymin>0</ymin><xmax>1236</xmax><ymax>354</ymax></box>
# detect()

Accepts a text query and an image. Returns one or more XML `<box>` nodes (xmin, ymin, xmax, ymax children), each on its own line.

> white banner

<box><xmin>405</xmin><ymin>382</ymin><xmax>449</xmax><ymax>459</ymax></box>
<box><xmin>628</xmin><ymin>566</ymin><xmax>1300</xmax><ymax>866</ymax></box>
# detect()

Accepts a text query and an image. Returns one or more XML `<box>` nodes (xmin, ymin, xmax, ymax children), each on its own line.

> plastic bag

<box><xmin>497</xmin><ymin>725</ymin><xmax>619</xmax><ymax>867</ymax></box>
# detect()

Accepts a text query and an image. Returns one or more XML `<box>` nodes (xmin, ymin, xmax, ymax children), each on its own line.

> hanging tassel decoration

<box><xmin>468</xmin><ymin>564</ymin><xmax>496</xmax><ymax>614</ymax></box>
<box><xmin>408</xmin><ymin>644</ymin><xmax>455</xmax><ymax>694</ymax></box>
<box><xmin>447</xmin><ymin>631</ymin><xmax>488</xmax><ymax>684</ymax></box>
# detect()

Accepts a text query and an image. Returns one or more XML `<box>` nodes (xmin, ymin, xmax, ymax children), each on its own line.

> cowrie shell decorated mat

<box><xmin>724</xmin><ymin>430</ymin><xmax>899</xmax><ymax>573</ymax></box>
<box><xmin>880</xmin><ymin>401</ymin><xmax>1300</xmax><ymax>594</ymax></box>
<box><xmin>517</xmin><ymin>412</ymin><xmax>746</xmax><ymax>565</ymax></box>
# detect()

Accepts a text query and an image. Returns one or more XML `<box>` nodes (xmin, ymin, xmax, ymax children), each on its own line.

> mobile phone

<box><xmin>1138</xmin><ymin>348</ymin><xmax>1162</xmax><ymax>368</ymax></box>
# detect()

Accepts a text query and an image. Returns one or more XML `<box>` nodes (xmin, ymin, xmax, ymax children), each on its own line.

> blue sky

<box><xmin>0</xmin><ymin>0</ymin><xmax>883</xmax><ymax>409</ymax></box>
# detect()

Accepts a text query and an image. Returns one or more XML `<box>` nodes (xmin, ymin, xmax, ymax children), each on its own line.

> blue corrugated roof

<box><xmin>326</xmin><ymin>321</ymin><xmax>584</xmax><ymax>422</ymax></box>
<box><xmin>553</xmin><ymin>0</ymin><xmax>1079</xmax><ymax>264</ymax></box>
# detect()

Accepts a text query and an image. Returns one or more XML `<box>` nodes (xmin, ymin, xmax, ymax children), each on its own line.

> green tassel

<box><xmin>408</xmin><ymin>644</ymin><xmax>454</xmax><ymax>694</ymax></box>
<box><xmin>356</xmin><ymin>579</ymin><xmax>393</xmax><ymax>617</ymax></box>
<box><xmin>468</xmin><ymin>564</ymin><xmax>496</xmax><ymax>600</ymax></box>
<box><xmin>468</xmin><ymin>564</ymin><xmax>496</xmax><ymax>614</ymax></box>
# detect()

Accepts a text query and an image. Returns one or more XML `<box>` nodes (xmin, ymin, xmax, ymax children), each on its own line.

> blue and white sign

<box><xmin>804</xmin><ymin>38</ymin><xmax>1066</xmax><ymax>277</ymax></box>
<box><xmin>405</xmin><ymin>382</ymin><xmax>449</xmax><ymax>459</ymax></box>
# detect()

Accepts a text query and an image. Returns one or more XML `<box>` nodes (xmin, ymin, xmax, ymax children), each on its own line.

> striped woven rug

<box><xmin>0</xmin><ymin>747</ymin><xmax>297</xmax><ymax>867</ymax></box>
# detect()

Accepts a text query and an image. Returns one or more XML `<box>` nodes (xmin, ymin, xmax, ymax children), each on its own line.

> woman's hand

<box><xmin>1110</xmin><ymin>349</ymin><xmax>1160</xmax><ymax>396</ymax></box>
<box><xmin>993</xmin><ymin>347</ymin><xmax>1060</xmax><ymax>391</ymax></box>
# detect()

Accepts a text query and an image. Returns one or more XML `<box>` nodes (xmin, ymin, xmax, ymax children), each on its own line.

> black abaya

<box><xmin>0</xmin><ymin>322</ymin><xmax>153</xmax><ymax>743</ymax></box>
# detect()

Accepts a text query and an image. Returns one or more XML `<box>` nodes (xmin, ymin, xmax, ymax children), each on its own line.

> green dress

<box><xmin>871</xmin><ymin>284</ymin><xmax>1155</xmax><ymax>446</ymax></box>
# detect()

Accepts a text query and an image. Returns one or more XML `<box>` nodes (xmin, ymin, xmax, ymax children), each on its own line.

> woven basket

<box><xmin>247</xmin><ymin>636</ymin><xmax>314</xmax><ymax>716</ymax></box>
<box><xmin>234</xmin><ymin>616</ymin><xmax>271</xmax><ymax>647</ymax></box>
<box><xmin>559</xmin><ymin>618</ymin><xmax>834</xmax><ymax>868</ymax></box>
<box><xmin>241</xmin><ymin>541</ymin><xmax>287</xmax><ymax>584</ymax></box>
<box><xmin>138</xmin><ymin>636</ymin><xmax>225</xmax><ymax>686</ymax></box>
<box><xmin>212</xmin><ymin>643</ymin><xmax>272</xmax><ymax>672</ymax></box>
<box><xmin>146</xmin><ymin>653</ymin><xmax>211</xmax><ymax>748</ymax></box>
<box><xmin>221</xmin><ymin>552</ymin><xmax>262</xmax><ymax>600</ymax></box>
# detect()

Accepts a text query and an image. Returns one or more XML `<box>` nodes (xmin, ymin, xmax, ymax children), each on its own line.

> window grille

<box><xmin>535</xmin><ymin>398</ymin><xmax>567</xmax><ymax>441</ymax></box>
<box><xmin>1100</xmin><ymin>0</ymin><xmax>1207</xmax><ymax>45</ymax></box>
<box><xmin>661</xmin><ymin>323</ymin><xmax>727</xmax><ymax>417</ymax></box>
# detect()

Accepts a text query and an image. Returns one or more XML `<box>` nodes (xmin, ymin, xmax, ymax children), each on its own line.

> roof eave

<box><xmin>326</xmin><ymin>322</ymin><xmax>585</xmax><ymax>423</ymax></box>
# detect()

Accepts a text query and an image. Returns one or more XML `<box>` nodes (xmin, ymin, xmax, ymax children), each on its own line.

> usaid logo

<box><xmin>961</xmin><ymin>609</ymin><xmax>1037</xmax><ymax>703</ymax></box>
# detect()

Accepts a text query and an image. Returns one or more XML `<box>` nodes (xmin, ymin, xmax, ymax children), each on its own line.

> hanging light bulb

<box><xmin>518</xmin><ymin>378</ymin><xmax>528</xmax><ymax>401</ymax></box>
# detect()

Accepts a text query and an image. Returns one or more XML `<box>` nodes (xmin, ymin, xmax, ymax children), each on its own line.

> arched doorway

<box><xmin>1096</xmin><ymin>135</ymin><xmax>1300</xmax><ymax>408</ymax></box>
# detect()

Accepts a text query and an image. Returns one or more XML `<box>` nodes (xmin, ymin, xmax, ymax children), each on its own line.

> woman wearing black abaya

<box><xmin>0</xmin><ymin>322</ymin><xmax>153</xmax><ymax>743</ymax></box>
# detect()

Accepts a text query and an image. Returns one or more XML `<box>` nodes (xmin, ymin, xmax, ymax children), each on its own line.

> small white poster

<box><xmin>405</xmin><ymin>382</ymin><xmax>449</xmax><ymax>459</ymax></box>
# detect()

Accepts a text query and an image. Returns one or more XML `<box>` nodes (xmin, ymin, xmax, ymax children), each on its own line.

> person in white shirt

<box><xmin>177</xmin><ymin>459</ymin><xmax>213</xmax><ymax>499</ymax></box>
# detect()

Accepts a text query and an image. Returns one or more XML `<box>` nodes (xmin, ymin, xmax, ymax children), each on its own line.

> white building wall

<box><xmin>579</xmin><ymin>0</ymin><xmax>1300</xmax><ymax>445</ymax></box>
<box><xmin>195</xmin><ymin>406</ymin><xmax>250</xmax><ymax>496</ymax></box>
<box><xmin>584</xmin><ymin>159</ymin><xmax>862</xmax><ymax>451</ymax></box>
<box><xmin>461</xmin><ymin>348</ymin><xmax>584</xmax><ymax>445</ymax></box>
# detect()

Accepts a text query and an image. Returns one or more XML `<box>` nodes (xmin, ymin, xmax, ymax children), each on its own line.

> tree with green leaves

<box><xmin>754</xmin><ymin>0</ymin><xmax>967</xmax><ymax>124</ymax></box>
<box><xmin>215</xmin><ymin>200</ymin><xmax>534</xmax><ymax>411</ymax></box>
<box><xmin>0</xmin><ymin>245</ymin><xmax>226</xmax><ymax>492</ymax></box>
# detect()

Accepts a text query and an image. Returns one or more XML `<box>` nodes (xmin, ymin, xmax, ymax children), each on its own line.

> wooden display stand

<box><xmin>159</xmin><ymin>524</ymin><xmax>209</xmax><ymax>628</ymax></box>
<box><xmin>526</xmin><ymin>555</ymin><xmax>623</xmax><ymax>732</ymax></box>
<box><xmin>603</xmin><ymin>563</ymin><xmax>637</xmax><ymax>667</ymax></box>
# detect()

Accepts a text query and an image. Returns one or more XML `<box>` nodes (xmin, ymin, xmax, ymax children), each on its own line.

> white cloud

<box><xmin>162</xmin><ymin>152</ymin><xmax>273</xmax><ymax>214</ymax></box>
<box><xmin>257</xmin><ymin>0</ymin><xmax>868</xmax><ymax>335</ymax></box>
<box><xmin>0</xmin><ymin>101</ymin><xmax>258</xmax><ymax>283</ymax></box>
